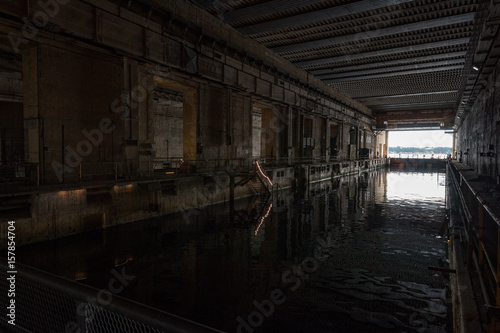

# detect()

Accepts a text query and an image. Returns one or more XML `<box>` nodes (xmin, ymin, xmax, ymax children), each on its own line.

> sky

<box><xmin>388</xmin><ymin>130</ymin><xmax>453</xmax><ymax>148</ymax></box>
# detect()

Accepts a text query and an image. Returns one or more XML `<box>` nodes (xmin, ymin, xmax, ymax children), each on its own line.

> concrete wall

<box><xmin>2</xmin><ymin>171</ymin><xmax>256</xmax><ymax>246</ymax></box>
<box><xmin>0</xmin><ymin>159</ymin><xmax>388</xmax><ymax>247</ymax></box>
<box><xmin>23</xmin><ymin>44</ymin><xmax>124</xmax><ymax>183</ymax></box>
<box><xmin>252</xmin><ymin>109</ymin><xmax>262</xmax><ymax>157</ymax></box>
<box><xmin>456</xmin><ymin>68</ymin><xmax>500</xmax><ymax>180</ymax></box>
<box><xmin>0</xmin><ymin>0</ymin><xmax>376</xmax><ymax>184</ymax></box>
<box><xmin>152</xmin><ymin>104</ymin><xmax>184</xmax><ymax>160</ymax></box>
<box><xmin>375</xmin><ymin>131</ymin><xmax>388</xmax><ymax>158</ymax></box>
<box><xmin>0</xmin><ymin>101</ymin><xmax>23</xmax><ymax>163</ymax></box>
<box><xmin>0</xmin><ymin>0</ymin><xmax>392</xmax><ymax>247</ymax></box>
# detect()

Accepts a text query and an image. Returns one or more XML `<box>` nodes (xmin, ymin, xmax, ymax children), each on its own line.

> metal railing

<box><xmin>388</xmin><ymin>153</ymin><xmax>449</xmax><ymax>159</ymax></box>
<box><xmin>0</xmin><ymin>157</ymin><xmax>389</xmax><ymax>188</ymax></box>
<box><xmin>0</xmin><ymin>258</ymin><xmax>223</xmax><ymax>333</ymax></box>
<box><xmin>448</xmin><ymin>161</ymin><xmax>500</xmax><ymax>313</ymax></box>
<box><xmin>79</xmin><ymin>162</ymin><xmax>119</xmax><ymax>181</ymax></box>
<box><xmin>0</xmin><ymin>163</ymin><xmax>39</xmax><ymax>186</ymax></box>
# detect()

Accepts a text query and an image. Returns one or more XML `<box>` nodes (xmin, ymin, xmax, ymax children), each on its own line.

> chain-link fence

<box><xmin>0</xmin><ymin>259</ymin><xmax>223</xmax><ymax>333</ymax></box>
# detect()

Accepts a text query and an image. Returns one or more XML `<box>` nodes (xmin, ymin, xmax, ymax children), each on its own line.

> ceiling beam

<box><xmin>376</xmin><ymin>109</ymin><xmax>454</xmax><ymax>115</ymax></box>
<box><xmin>370</xmin><ymin>101</ymin><xmax>456</xmax><ymax>109</ymax></box>
<box><xmin>272</xmin><ymin>13</ymin><xmax>474</xmax><ymax>54</ymax></box>
<box><xmin>237</xmin><ymin>0</ymin><xmax>415</xmax><ymax>35</ymax></box>
<box><xmin>355</xmin><ymin>90</ymin><xmax>458</xmax><ymax>101</ymax></box>
<box><xmin>220</xmin><ymin>0</ymin><xmax>327</xmax><ymax>24</ymax></box>
<box><xmin>376</xmin><ymin>111</ymin><xmax>454</xmax><ymax>123</ymax></box>
<box><xmin>318</xmin><ymin>59</ymin><xmax>464</xmax><ymax>80</ymax></box>
<box><xmin>189</xmin><ymin>0</ymin><xmax>214</xmax><ymax>9</ymax></box>
<box><xmin>377</xmin><ymin>109</ymin><xmax>453</xmax><ymax>116</ymax></box>
<box><xmin>326</xmin><ymin>65</ymin><xmax>463</xmax><ymax>82</ymax></box>
<box><xmin>309</xmin><ymin>51</ymin><xmax>467</xmax><ymax>75</ymax></box>
<box><xmin>294</xmin><ymin>37</ymin><xmax>469</xmax><ymax>68</ymax></box>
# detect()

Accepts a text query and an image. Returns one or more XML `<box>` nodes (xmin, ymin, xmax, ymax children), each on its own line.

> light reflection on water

<box><xmin>386</xmin><ymin>172</ymin><xmax>446</xmax><ymax>201</ymax></box>
<box><xmin>17</xmin><ymin>169</ymin><xmax>450</xmax><ymax>332</ymax></box>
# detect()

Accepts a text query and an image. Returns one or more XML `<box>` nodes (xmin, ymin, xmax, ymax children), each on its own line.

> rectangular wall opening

<box><xmin>0</xmin><ymin>101</ymin><xmax>24</xmax><ymax>165</ymax></box>
<box><xmin>152</xmin><ymin>76</ymin><xmax>197</xmax><ymax>170</ymax></box>
<box><xmin>252</xmin><ymin>108</ymin><xmax>262</xmax><ymax>158</ymax></box>
<box><xmin>152</xmin><ymin>87</ymin><xmax>184</xmax><ymax>169</ymax></box>
<box><xmin>330</xmin><ymin>123</ymin><xmax>339</xmax><ymax>157</ymax></box>
<box><xmin>303</xmin><ymin>117</ymin><xmax>314</xmax><ymax>158</ymax></box>
<box><xmin>252</xmin><ymin>104</ymin><xmax>276</xmax><ymax>161</ymax></box>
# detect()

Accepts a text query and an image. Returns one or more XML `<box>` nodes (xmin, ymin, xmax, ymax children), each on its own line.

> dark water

<box><xmin>17</xmin><ymin>169</ymin><xmax>451</xmax><ymax>332</ymax></box>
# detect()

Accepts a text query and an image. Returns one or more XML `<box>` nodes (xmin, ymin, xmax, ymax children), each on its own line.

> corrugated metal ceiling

<box><xmin>190</xmin><ymin>0</ymin><xmax>495</xmax><ymax>129</ymax></box>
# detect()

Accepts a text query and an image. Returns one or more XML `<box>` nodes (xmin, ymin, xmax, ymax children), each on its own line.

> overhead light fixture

<box><xmin>473</xmin><ymin>66</ymin><xmax>479</xmax><ymax>71</ymax></box>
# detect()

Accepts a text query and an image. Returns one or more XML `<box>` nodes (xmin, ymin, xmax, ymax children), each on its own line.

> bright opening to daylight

<box><xmin>388</xmin><ymin>130</ymin><xmax>453</xmax><ymax>159</ymax></box>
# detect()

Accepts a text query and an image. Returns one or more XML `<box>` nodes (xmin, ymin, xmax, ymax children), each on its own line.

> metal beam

<box><xmin>295</xmin><ymin>37</ymin><xmax>470</xmax><ymax>68</ymax></box>
<box><xmin>369</xmin><ymin>101</ymin><xmax>456</xmax><ymax>109</ymax></box>
<box><xmin>395</xmin><ymin>123</ymin><xmax>442</xmax><ymax>128</ymax></box>
<box><xmin>326</xmin><ymin>65</ymin><xmax>463</xmax><ymax>82</ymax></box>
<box><xmin>309</xmin><ymin>51</ymin><xmax>467</xmax><ymax>75</ymax></box>
<box><xmin>318</xmin><ymin>59</ymin><xmax>464</xmax><ymax>80</ymax></box>
<box><xmin>386</xmin><ymin>126</ymin><xmax>443</xmax><ymax>130</ymax></box>
<box><xmin>272</xmin><ymin>13</ymin><xmax>474</xmax><ymax>54</ymax></box>
<box><xmin>376</xmin><ymin>109</ymin><xmax>454</xmax><ymax>115</ymax></box>
<box><xmin>218</xmin><ymin>0</ymin><xmax>328</xmax><ymax>24</ymax></box>
<box><xmin>237</xmin><ymin>0</ymin><xmax>415</xmax><ymax>35</ymax></box>
<box><xmin>189</xmin><ymin>0</ymin><xmax>215</xmax><ymax>9</ymax></box>
<box><xmin>356</xmin><ymin>90</ymin><xmax>458</xmax><ymax>101</ymax></box>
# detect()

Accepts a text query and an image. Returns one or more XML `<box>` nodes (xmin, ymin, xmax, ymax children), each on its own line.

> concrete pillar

<box><xmin>299</xmin><ymin>113</ymin><xmax>304</xmax><ymax>161</ymax></box>
<box><xmin>384</xmin><ymin>132</ymin><xmax>389</xmax><ymax>158</ymax></box>
<box><xmin>288</xmin><ymin>107</ymin><xmax>293</xmax><ymax>165</ymax></box>
<box><xmin>363</xmin><ymin>129</ymin><xmax>367</xmax><ymax>150</ymax></box>
<box><xmin>453</xmin><ymin>131</ymin><xmax>457</xmax><ymax>159</ymax></box>
<box><xmin>137</xmin><ymin>69</ymin><xmax>154</xmax><ymax>177</ymax></box>
<box><xmin>230</xmin><ymin>173</ymin><xmax>234</xmax><ymax>222</ymax></box>
<box><xmin>325</xmin><ymin>118</ymin><xmax>330</xmax><ymax>162</ymax></box>
<box><xmin>183</xmin><ymin>88</ymin><xmax>198</xmax><ymax>163</ymax></box>
<box><xmin>261</xmin><ymin>107</ymin><xmax>275</xmax><ymax>161</ymax></box>
<box><xmin>340</xmin><ymin>122</ymin><xmax>344</xmax><ymax>159</ymax></box>
<box><xmin>22</xmin><ymin>46</ymin><xmax>40</xmax><ymax>166</ymax></box>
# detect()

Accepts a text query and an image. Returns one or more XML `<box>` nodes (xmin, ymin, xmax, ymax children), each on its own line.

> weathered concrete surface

<box><xmin>447</xmin><ymin>163</ymin><xmax>483</xmax><ymax>333</ymax></box>
<box><xmin>0</xmin><ymin>0</ymin><xmax>382</xmax><ymax>186</ymax></box>
<box><xmin>456</xmin><ymin>37</ymin><xmax>500</xmax><ymax>182</ymax></box>
<box><xmin>0</xmin><ymin>160</ymin><xmax>388</xmax><ymax>247</ymax></box>
<box><xmin>390</xmin><ymin>158</ymin><xmax>447</xmax><ymax>169</ymax></box>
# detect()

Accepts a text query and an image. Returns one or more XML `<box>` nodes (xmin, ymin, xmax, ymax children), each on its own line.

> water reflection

<box><xmin>17</xmin><ymin>169</ymin><xmax>450</xmax><ymax>332</ymax></box>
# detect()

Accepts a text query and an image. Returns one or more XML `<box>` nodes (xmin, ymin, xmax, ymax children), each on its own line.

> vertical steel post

<box><xmin>497</xmin><ymin>224</ymin><xmax>500</xmax><ymax>305</ymax></box>
<box><xmin>478</xmin><ymin>202</ymin><xmax>485</xmax><ymax>268</ymax></box>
